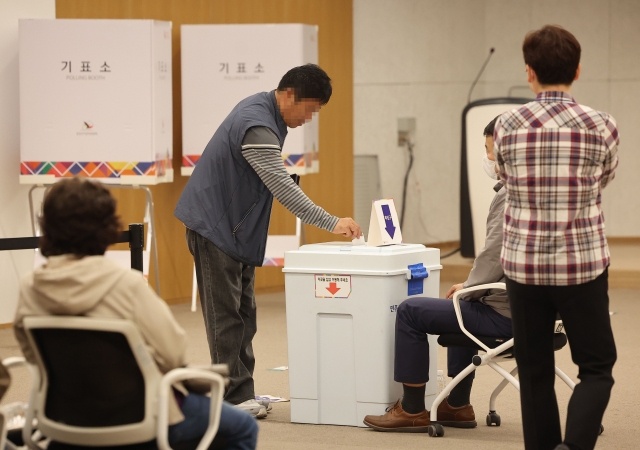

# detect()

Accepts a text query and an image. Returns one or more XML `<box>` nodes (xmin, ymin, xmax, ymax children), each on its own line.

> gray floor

<box><xmin>1</xmin><ymin>283</ymin><xmax>639</xmax><ymax>449</ymax></box>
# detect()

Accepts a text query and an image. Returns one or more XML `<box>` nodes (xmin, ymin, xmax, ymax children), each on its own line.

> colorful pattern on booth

<box><xmin>182</xmin><ymin>155</ymin><xmax>201</xmax><ymax>168</ymax></box>
<box><xmin>181</xmin><ymin>152</ymin><xmax>315</xmax><ymax>169</ymax></box>
<box><xmin>20</xmin><ymin>159</ymin><xmax>172</xmax><ymax>179</ymax></box>
<box><xmin>263</xmin><ymin>257</ymin><xmax>285</xmax><ymax>267</ymax></box>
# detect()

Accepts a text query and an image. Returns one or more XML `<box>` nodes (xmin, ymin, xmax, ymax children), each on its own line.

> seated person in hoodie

<box><xmin>363</xmin><ymin>116</ymin><xmax>512</xmax><ymax>432</ymax></box>
<box><xmin>13</xmin><ymin>178</ymin><xmax>258</xmax><ymax>450</ymax></box>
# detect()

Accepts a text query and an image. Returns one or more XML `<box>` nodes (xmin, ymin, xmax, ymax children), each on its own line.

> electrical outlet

<box><xmin>397</xmin><ymin>117</ymin><xmax>416</xmax><ymax>146</ymax></box>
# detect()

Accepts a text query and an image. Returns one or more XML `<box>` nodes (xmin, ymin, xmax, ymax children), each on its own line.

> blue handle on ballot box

<box><xmin>407</xmin><ymin>263</ymin><xmax>428</xmax><ymax>296</ymax></box>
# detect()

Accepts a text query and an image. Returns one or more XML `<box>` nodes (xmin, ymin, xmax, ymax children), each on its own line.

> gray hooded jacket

<box><xmin>461</xmin><ymin>182</ymin><xmax>510</xmax><ymax>318</ymax></box>
<box><xmin>14</xmin><ymin>255</ymin><xmax>188</xmax><ymax>424</ymax></box>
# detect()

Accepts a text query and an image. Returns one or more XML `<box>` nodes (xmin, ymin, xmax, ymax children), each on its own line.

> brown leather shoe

<box><xmin>363</xmin><ymin>399</ymin><xmax>430</xmax><ymax>432</ymax></box>
<box><xmin>435</xmin><ymin>397</ymin><xmax>477</xmax><ymax>428</ymax></box>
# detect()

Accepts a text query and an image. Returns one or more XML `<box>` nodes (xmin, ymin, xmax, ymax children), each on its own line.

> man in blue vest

<box><xmin>175</xmin><ymin>64</ymin><xmax>361</xmax><ymax>418</ymax></box>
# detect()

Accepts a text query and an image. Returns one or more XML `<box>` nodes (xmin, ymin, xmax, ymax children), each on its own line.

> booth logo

<box><xmin>77</xmin><ymin>121</ymin><xmax>97</xmax><ymax>136</ymax></box>
<box><xmin>219</xmin><ymin>62</ymin><xmax>264</xmax><ymax>81</ymax></box>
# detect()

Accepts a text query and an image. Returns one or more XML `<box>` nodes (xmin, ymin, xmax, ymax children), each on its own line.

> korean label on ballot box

<box><xmin>314</xmin><ymin>275</ymin><xmax>352</xmax><ymax>298</ymax></box>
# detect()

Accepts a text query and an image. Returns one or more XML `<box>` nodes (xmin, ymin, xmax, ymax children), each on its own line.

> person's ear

<box><xmin>574</xmin><ymin>63</ymin><xmax>581</xmax><ymax>82</ymax></box>
<box><xmin>525</xmin><ymin>65</ymin><xmax>536</xmax><ymax>84</ymax></box>
<box><xmin>286</xmin><ymin>88</ymin><xmax>298</xmax><ymax>105</ymax></box>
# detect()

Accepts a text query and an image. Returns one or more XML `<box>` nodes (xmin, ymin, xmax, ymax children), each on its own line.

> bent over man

<box><xmin>175</xmin><ymin>64</ymin><xmax>362</xmax><ymax>417</ymax></box>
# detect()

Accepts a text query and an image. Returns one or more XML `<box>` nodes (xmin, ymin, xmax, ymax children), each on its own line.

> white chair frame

<box><xmin>427</xmin><ymin>283</ymin><xmax>576</xmax><ymax>437</ymax></box>
<box><xmin>22</xmin><ymin>316</ymin><xmax>225</xmax><ymax>450</ymax></box>
<box><xmin>1</xmin><ymin>357</ymin><xmax>39</xmax><ymax>450</ymax></box>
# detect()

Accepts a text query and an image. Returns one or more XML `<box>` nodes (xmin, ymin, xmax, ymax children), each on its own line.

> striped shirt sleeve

<box><xmin>241</xmin><ymin>127</ymin><xmax>339</xmax><ymax>232</ymax></box>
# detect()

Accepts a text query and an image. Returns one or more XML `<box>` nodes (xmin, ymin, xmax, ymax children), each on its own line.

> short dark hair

<box><xmin>484</xmin><ymin>115</ymin><xmax>501</xmax><ymax>137</ymax></box>
<box><xmin>39</xmin><ymin>178</ymin><xmax>121</xmax><ymax>257</ymax></box>
<box><xmin>522</xmin><ymin>25</ymin><xmax>581</xmax><ymax>86</ymax></box>
<box><xmin>277</xmin><ymin>64</ymin><xmax>332</xmax><ymax>105</ymax></box>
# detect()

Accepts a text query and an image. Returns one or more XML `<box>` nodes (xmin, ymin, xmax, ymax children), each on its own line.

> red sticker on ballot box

<box><xmin>314</xmin><ymin>274</ymin><xmax>352</xmax><ymax>298</ymax></box>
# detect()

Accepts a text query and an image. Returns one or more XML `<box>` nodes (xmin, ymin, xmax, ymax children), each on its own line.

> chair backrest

<box><xmin>23</xmin><ymin>316</ymin><xmax>163</xmax><ymax>446</ymax></box>
<box><xmin>0</xmin><ymin>361</ymin><xmax>7</xmax><ymax>450</ymax></box>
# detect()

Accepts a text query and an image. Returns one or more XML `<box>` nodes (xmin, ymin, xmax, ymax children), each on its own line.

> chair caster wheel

<box><xmin>486</xmin><ymin>412</ymin><xmax>501</xmax><ymax>426</ymax></box>
<box><xmin>599</xmin><ymin>424</ymin><xmax>604</xmax><ymax>435</ymax></box>
<box><xmin>428</xmin><ymin>423</ymin><xmax>445</xmax><ymax>437</ymax></box>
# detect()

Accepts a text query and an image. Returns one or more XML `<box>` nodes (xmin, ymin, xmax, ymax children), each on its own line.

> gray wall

<box><xmin>354</xmin><ymin>0</ymin><xmax>640</xmax><ymax>243</ymax></box>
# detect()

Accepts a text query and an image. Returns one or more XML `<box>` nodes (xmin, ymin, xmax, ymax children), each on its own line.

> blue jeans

<box><xmin>394</xmin><ymin>297</ymin><xmax>512</xmax><ymax>383</ymax></box>
<box><xmin>168</xmin><ymin>396</ymin><xmax>258</xmax><ymax>450</ymax></box>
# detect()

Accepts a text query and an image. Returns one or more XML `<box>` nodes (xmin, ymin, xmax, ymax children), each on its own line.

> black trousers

<box><xmin>506</xmin><ymin>269</ymin><xmax>616</xmax><ymax>450</ymax></box>
<box><xmin>186</xmin><ymin>228</ymin><xmax>257</xmax><ymax>405</ymax></box>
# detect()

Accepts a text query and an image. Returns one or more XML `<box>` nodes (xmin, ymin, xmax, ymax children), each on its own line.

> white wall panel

<box><xmin>571</xmin><ymin>81</ymin><xmax>611</xmax><ymax>113</ymax></box>
<box><xmin>354</xmin><ymin>0</ymin><xmax>485</xmax><ymax>243</ymax></box>
<box><xmin>484</xmin><ymin>0</ymin><xmax>532</xmax><ymax>83</ymax></box>
<box><xmin>530</xmin><ymin>0</ymin><xmax>610</xmax><ymax>82</ymax></box>
<box><xmin>609</xmin><ymin>0</ymin><xmax>640</xmax><ymax>80</ymax></box>
<box><xmin>354</xmin><ymin>0</ymin><xmax>640</xmax><ymax>241</ymax></box>
<box><xmin>354</xmin><ymin>82</ymin><xmax>468</xmax><ymax>243</ymax></box>
<box><xmin>608</xmin><ymin>81</ymin><xmax>640</xmax><ymax>236</ymax></box>
<box><xmin>354</xmin><ymin>0</ymin><xmax>486</xmax><ymax>85</ymax></box>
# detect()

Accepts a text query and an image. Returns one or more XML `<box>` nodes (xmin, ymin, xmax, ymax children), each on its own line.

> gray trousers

<box><xmin>186</xmin><ymin>228</ymin><xmax>256</xmax><ymax>405</ymax></box>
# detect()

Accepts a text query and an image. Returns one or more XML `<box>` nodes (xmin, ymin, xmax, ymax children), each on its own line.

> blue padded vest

<box><xmin>174</xmin><ymin>91</ymin><xmax>288</xmax><ymax>266</ymax></box>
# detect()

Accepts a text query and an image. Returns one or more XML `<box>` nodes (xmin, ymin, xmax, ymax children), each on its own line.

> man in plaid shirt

<box><xmin>494</xmin><ymin>25</ymin><xmax>618</xmax><ymax>450</ymax></box>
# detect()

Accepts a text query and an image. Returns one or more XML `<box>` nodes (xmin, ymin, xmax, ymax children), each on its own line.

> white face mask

<box><xmin>482</xmin><ymin>154</ymin><xmax>499</xmax><ymax>180</ymax></box>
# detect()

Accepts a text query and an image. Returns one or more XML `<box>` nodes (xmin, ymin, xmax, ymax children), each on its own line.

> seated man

<box><xmin>13</xmin><ymin>178</ymin><xmax>258</xmax><ymax>450</ymax></box>
<box><xmin>364</xmin><ymin>116</ymin><xmax>511</xmax><ymax>432</ymax></box>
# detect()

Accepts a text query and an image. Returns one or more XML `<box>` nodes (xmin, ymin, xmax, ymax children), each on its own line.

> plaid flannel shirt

<box><xmin>494</xmin><ymin>91</ymin><xmax>619</xmax><ymax>286</ymax></box>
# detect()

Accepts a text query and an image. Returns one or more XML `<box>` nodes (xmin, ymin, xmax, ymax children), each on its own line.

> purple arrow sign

<box><xmin>381</xmin><ymin>204</ymin><xmax>396</xmax><ymax>238</ymax></box>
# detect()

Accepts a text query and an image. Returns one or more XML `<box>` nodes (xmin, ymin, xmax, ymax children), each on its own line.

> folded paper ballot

<box><xmin>352</xmin><ymin>235</ymin><xmax>366</xmax><ymax>246</ymax></box>
<box><xmin>256</xmin><ymin>395</ymin><xmax>289</xmax><ymax>403</ymax></box>
<box><xmin>267</xmin><ymin>366</ymin><xmax>288</xmax><ymax>371</ymax></box>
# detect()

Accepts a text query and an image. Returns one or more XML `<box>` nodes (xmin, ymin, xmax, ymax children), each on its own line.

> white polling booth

<box><xmin>284</xmin><ymin>240</ymin><xmax>442</xmax><ymax>427</ymax></box>
<box><xmin>180</xmin><ymin>23</ymin><xmax>319</xmax><ymax>177</ymax></box>
<box><xmin>18</xmin><ymin>19</ymin><xmax>173</xmax><ymax>289</ymax></box>
<box><xmin>19</xmin><ymin>19</ymin><xmax>173</xmax><ymax>185</ymax></box>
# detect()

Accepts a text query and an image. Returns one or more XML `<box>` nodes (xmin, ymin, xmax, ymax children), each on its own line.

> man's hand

<box><xmin>445</xmin><ymin>283</ymin><xmax>464</xmax><ymax>299</ymax></box>
<box><xmin>332</xmin><ymin>217</ymin><xmax>363</xmax><ymax>239</ymax></box>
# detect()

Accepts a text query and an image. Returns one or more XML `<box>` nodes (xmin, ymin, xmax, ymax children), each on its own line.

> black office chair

<box><xmin>427</xmin><ymin>282</ymin><xmax>582</xmax><ymax>438</ymax></box>
<box><xmin>21</xmin><ymin>316</ymin><xmax>226</xmax><ymax>450</ymax></box>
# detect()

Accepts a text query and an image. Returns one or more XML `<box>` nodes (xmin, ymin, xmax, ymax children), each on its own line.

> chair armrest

<box><xmin>182</xmin><ymin>364</ymin><xmax>230</xmax><ymax>393</ymax></box>
<box><xmin>17</xmin><ymin>364</ymin><xmax>41</xmax><ymax>450</ymax></box>
<box><xmin>0</xmin><ymin>360</ymin><xmax>40</xmax><ymax>450</ymax></box>
<box><xmin>452</xmin><ymin>283</ymin><xmax>507</xmax><ymax>353</ymax></box>
<box><xmin>1</xmin><ymin>357</ymin><xmax>30</xmax><ymax>450</ymax></box>
<box><xmin>157</xmin><ymin>368</ymin><xmax>225</xmax><ymax>450</ymax></box>
<box><xmin>186</xmin><ymin>364</ymin><xmax>229</xmax><ymax>377</ymax></box>
<box><xmin>1</xmin><ymin>357</ymin><xmax>28</xmax><ymax>370</ymax></box>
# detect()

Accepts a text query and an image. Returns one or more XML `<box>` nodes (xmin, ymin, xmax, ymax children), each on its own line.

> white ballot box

<box><xmin>283</xmin><ymin>243</ymin><xmax>442</xmax><ymax>427</ymax></box>
<box><xmin>19</xmin><ymin>19</ymin><xmax>173</xmax><ymax>185</ymax></box>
